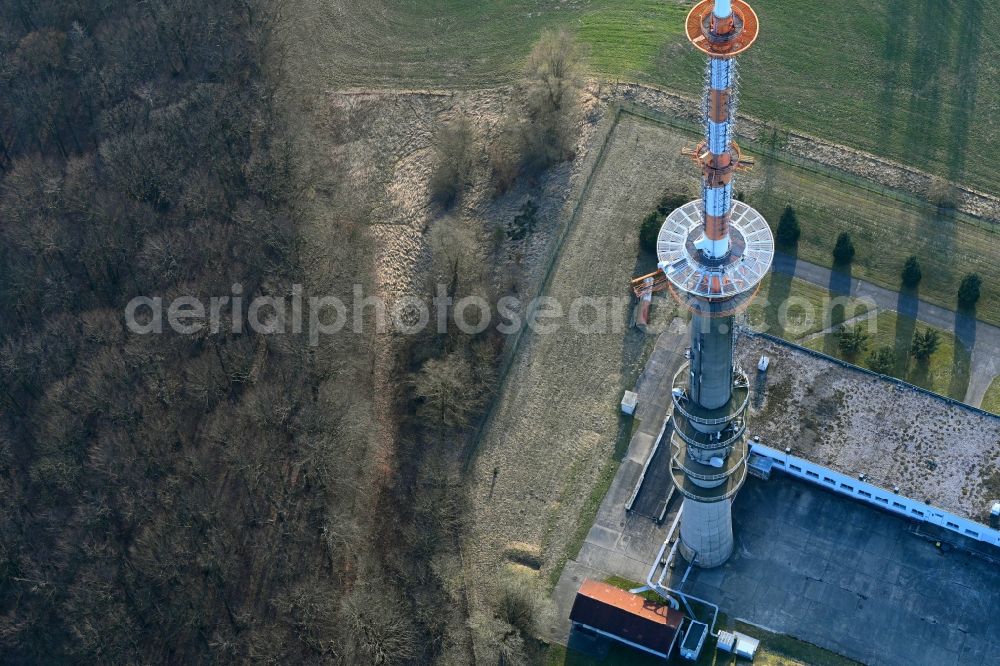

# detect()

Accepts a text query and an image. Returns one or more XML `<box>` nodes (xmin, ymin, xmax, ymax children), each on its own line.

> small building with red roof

<box><xmin>569</xmin><ymin>579</ymin><xmax>685</xmax><ymax>660</ymax></box>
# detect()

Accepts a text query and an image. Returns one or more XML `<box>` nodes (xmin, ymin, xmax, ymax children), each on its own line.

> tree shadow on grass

<box><xmin>908</xmin><ymin>359</ymin><xmax>932</xmax><ymax>391</ymax></box>
<box><xmin>824</xmin><ymin>262</ymin><xmax>853</xmax><ymax>356</ymax></box>
<box><xmin>894</xmin><ymin>287</ymin><xmax>918</xmax><ymax>375</ymax></box>
<box><xmin>950</xmin><ymin>306</ymin><xmax>976</xmax><ymax>400</ymax></box>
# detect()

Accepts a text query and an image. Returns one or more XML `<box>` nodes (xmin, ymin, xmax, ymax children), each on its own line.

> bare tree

<box><xmin>428</xmin><ymin>215</ymin><xmax>484</xmax><ymax>300</ymax></box>
<box><xmin>340</xmin><ymin>584</ymin><xmax>420</xmax><ymax>665</ymax></box>
<box><xmin>429</xmin><ymin>116</ymin><xmax>476</xmax><ymax>208</ymax></box>
<box><xmin>412</xmin><ymin>352</ymin><xmax>487</xmax><ymax>431</ymax></box>
<box><xmin>519</xmin><ymin>29</ymin><xmax>584</xmax><ymax>174</ymax></box>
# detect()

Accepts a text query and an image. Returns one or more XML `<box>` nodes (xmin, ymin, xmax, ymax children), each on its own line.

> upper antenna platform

<box><xmin>686</xmin><ymin>0</ymin><xmax>759</xmax><ymax>58</ymax></box>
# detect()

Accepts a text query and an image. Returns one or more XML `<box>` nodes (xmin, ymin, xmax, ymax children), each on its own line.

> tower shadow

<box><xmin>947</xmin><ymin>0</ymin><xmax>983</xmax><ymax>183</ymax></box>
<box><xmin>766</xmin><ymin>250</ymin><xmax>795</xmax><ymax>339</ymax></box>
<box><xmin>875</xmin><ymin>0</ymin><xmax>910</xmax><ymax>152</ymax></box>
<box><xmin>902</xmin><ymin>0</ymin><xmax>955</xmax><ymax>172</ymax></box>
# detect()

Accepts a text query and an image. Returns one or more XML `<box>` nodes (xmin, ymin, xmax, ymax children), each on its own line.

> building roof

<box><xmin>738</xmin><ymin>335</ymin><xmax>1000</xmax><ymax>525</ymax></box>
<box><xmin>569</xmin><ymin>579</ymin><xmax>684</xmax><ymax>656</ymax></box>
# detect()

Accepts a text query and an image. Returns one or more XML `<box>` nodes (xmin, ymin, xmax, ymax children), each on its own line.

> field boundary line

<box><xmin>619</xmin><ymin>103</ymin><xmax>998</xmax><ymax>233</ymax></box>
<box><xmin>462</xmin><ymin>106</ymin><xmax>627</xmax><ymax>470</ymax></box>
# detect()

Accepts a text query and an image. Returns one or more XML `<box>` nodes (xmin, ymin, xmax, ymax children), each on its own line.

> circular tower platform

<box><xmin>655</xmin><ymin>199</ymin><xmax>774</xmax><ymax>315</ymax></box>
<box><xmin>686</xmin><ymin>0</ymin><xmax>760</xmax><ymax>58</ymax></box>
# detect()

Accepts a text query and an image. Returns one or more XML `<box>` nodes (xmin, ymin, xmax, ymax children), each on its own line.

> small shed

<box><xmin>569</xmin><ymin>579</ymin><xmax>684</xmax><ymax>660</ymax></box>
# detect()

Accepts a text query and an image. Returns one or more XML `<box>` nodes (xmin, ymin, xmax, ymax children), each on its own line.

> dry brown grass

<box><xmin>463</xmin><ymin>115</ymin><xmax>695</xmax><ymax>596</ymax></box>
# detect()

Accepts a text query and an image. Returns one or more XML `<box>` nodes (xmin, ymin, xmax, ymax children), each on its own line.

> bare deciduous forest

<box><xmin>0</xmin><ymin>1</ymin><xmax>390</xmax><ymax>662</ymax></box>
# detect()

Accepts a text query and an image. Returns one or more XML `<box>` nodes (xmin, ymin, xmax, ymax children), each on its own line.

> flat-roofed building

<box><xmin>739</xmin><ymin>334</ymin><xmax>1000</xmax><ymax>546</ymax></box>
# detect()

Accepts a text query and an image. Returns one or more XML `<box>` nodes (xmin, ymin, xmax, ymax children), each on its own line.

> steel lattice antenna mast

<box><xmin>632</xmin><ymin>0</ymin><xmax>773</xmax><ymax>568</ymax></box>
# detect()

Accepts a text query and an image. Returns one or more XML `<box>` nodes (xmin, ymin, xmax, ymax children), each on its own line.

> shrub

<box><xmin>927</xmin><ymin>176</ymin><xmax>957</xmax><ymax>209</ymax></box>
<box><xmin>489</xmin><ymin>131</ymin><xmax>520</xmax><ymax>195</ymax></box>
<box><xmin>639</xmin><ymin>211</ymin><xmax>661</xmax><ymax>253</ymax></box>
<box><xmin>958</xmin><ymin>273</ymin><xmax>982</xmax><ymax>307</ymax></box>
<box><xmin>656</xmin><ymin>192</ymin><xmax>689</xmax><ymax>216</ymax></box>
<box><xmin>911</xmin><ymin>328</ymin><xmax>940</xmax><ymax>362</ymax></box>
<box><xmin>776</xmin><ymin>205</ymin><xmax>800</xmax><ymax>246</ymax></box>
<box><xmin>901</xmin><ymin>255</ymin><xmax>922</xmax><ymax>288</ymax></box>
<box><xmin>832</xmin><ymin>232</ymin><xmax>855</xmax><ymax>265</ymax></box>
<box><xmin>836</xmin><ymin>323</ymin><xmax>869</xmax><ymax>356</ymax></box>
<box><xmin>507</xmin><ymin>200</ymin><xmax>538</xmax><ymax>241</ymax></box>
<box><xmin>867</xmin><ymin>346</ymin><xmax>896</xmax><ymax>375</ymax></box>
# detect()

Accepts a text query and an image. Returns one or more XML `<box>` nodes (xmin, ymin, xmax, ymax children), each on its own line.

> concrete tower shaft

<box><xmin>689</xmin><ymin>313</ymin><xmax>734</xmax><ymax>411</ymax></box>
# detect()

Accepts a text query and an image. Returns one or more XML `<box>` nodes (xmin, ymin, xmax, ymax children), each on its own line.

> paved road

<box><xmin>771</xmin><ymin>253</ymin><xmax>1000</xmax><ymax>407</ymax></box>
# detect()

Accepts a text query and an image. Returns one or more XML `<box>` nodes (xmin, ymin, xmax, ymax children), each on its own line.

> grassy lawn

<box><xmin>548</xmin><ymin>457</ymin><xmax>619</xmax><ymax>588</ymax></box>
<box><xmin>802</xmin><ymin>310</ymin><xmax>971</xmax><ymax>399</ymax></box>
<box><xmin>290</xmin><ymin>0</ymin><xmax>1000</xmax><ymax>192</ymax></box>
<box><xmin>743</xmin><ymin>149</ymin><xmax>1000</xmax><ymax>328</ymax></box>
<box><xmin>748</xmin><ymin>274</ymin><xmax>873</xmax><ymax>341</ymax></box>
<box><xmin>982</xmin><ymin>376</ymin><xmax>1000</xmax><ymax>415</ymax></box>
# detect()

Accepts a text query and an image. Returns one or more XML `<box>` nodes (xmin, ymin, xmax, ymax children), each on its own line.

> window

<box><xmin>858</xmin><ymin>490</ymin><xmax>872</xmax><ymax>499</ymax></box>
<box><xmin>790</xmin><ymin>464</ymin><xmax>802</xmax><ymax>472</ymax></box>
<box><xmin>841</xmin><ymin>484</ymin><xmax>854</xmax><ymax>491</ymax></box>
<box><xmin>912</xmin><ymin>509</ymin><xmax>925</xmax><ymax>517</ymax></box>
<box><xmin>876</xmin><ymin>497</ymin><xmax>889</xmax><ymax>504</ymax></box>
<box><xmin>774</xmin><ymin>459</ymin><xmax>785</xmax><ymax>466</ymax></box>
<box><xmin>965</xmin><ymin>529</ymin><xmax>979</xmax><ymax>538</ymax></box>
<box><xmin>946</xmin><ymin>522</ymin><xmax>959</xmax><ymax>530</ymax></box>
<box><xmin>806</xmin><ymin>470</ymin><xmax>819</xmax><ymax>479</ymax></box>
<box><xmin>824</xmin><ymin>477</ymin><xmax>836</xmax><ymax>485</ymax></box>
<box><xmin>892</xmin><ymin>502</ymin><xmax>906</xmax><ymax>510</ymax></box>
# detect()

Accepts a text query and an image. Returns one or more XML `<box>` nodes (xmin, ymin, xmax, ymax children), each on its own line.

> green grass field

<box><xmin>287</xmin><ymin>0</ymin><xmax>1000</xmax><ymax>193</ymax></box>
<box><xmin>741</xmin><ymin>144</ymin><xmax>1000</xmax><ymax>328</ymax></box>
<box><xmin>983</xmin><ymin>376</ymin><xmax>1000</xmax><ymax>415</ymax></box>
<box><xmin>802</xmin><ymin>310</ymin><xmax>971</xmax><ymax>399</ymax></box>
